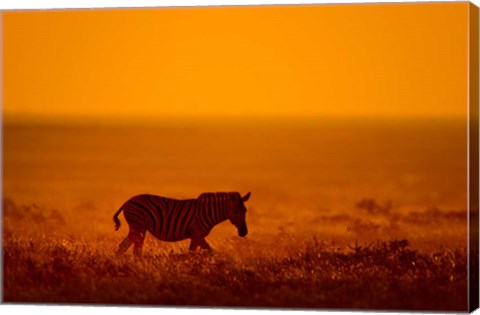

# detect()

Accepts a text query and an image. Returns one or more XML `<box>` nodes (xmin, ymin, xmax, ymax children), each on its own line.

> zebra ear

<box><xmin>242</xmin><ymin>192</ymin><xmax>251</xmax><ymax>202</ymax></box>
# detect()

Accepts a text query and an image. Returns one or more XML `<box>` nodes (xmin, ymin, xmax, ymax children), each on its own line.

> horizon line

<box><xmin>2</xmin><ymin>113</ymin><xmax>468</xmax><ymax>127</ymax></box>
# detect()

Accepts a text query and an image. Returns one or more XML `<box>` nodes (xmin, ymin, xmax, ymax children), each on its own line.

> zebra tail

<box><xmin>113</xmin><ymin>206</ymin><xmax>124</xmax><ymax>231</ymax></box>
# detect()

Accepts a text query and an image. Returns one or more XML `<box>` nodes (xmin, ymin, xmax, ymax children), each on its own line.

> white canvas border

<box><xmin>0</xmin><ymin>0</ymin><xmax>479</xmax><ymax>10</ymax></box>
<box><xmin>1</xmin><ymin>1</ymin><xmax>479</xmax><ymax>315</ymax></box>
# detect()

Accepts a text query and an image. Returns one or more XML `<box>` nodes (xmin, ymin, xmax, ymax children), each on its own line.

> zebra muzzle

<box><xmin>238</xmin><ymin>225</ymin><xmax>248</xmax><ymax>237</ymax></box>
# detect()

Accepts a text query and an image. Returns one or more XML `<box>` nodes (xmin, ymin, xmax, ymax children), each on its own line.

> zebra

<box><xmin>113</xmin><ymin>191</ymin><xmax>250</xmax><ymax>257</ymax></box>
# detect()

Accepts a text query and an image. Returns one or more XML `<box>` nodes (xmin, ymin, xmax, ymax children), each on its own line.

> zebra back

<box><xmin>197</xmin><ymin>192</ymin><xmax>241</xmax><ymax>201</ymax></box>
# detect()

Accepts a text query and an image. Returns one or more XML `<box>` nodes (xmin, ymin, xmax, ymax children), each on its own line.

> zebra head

<box><xmin>228</xmin><ymin>192</ymin><xmax>250</xmax><ymax>237</ymax></box>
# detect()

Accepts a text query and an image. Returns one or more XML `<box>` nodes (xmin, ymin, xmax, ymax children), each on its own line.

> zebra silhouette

<box><xmin>113</xmin><ymin>191</ymin><xmax>250</xmax><ymax>257</ymax></box>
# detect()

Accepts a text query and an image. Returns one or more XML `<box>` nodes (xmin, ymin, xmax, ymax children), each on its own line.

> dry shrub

<box><xmin>4</xmin><ymin>198</ymin><xmax>65</xmax><ymax>225</ymax></box>
<box><xmin>405</xmin><ymin>206</ymin><xmax>467</xmax><ymax>225</ymax></box>
<box><xmin>355</xmin><ymin>198</ymin><xmax>392</xmax><ymax>216</ymax></box>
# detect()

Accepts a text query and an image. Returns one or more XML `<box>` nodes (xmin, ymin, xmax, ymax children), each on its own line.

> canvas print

<box><xmin>2</xmin><ymin>1</ymin><xmax>479</xmax><ymax>312</ymax></box>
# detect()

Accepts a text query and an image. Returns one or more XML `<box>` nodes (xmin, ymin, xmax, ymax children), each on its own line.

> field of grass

<box><xmin>2</xmin><ymin>233</ymin><xmax>468</xmax><ymax>310</ymax></box>
<box><xmin>3</xmin><ymin>198</ymin><xmax>468</xmax><ymax>311</ymax></box>
<box><xmin>2</xmin><ymin>121</ymin><xmax>469</xmax><ymax>311</ymax></box>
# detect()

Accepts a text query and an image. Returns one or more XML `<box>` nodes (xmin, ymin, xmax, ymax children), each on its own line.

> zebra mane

<box><xmin>197</xmin><ymin>192</ymin><xmax>240</xmax><ymax>200</ymax></box>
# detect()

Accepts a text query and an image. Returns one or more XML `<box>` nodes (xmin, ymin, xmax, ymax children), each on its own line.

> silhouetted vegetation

<box><xmin>2</xmin><ymin>196</ymin><xmax>469</xmax><ymax>311</ymax></box>
<box><xmin>3</xmin><ymin>232</ymin><xmax>467</xmax><ymax>310</ymax></box>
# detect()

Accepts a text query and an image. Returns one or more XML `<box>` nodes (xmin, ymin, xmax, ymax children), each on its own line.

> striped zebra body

<box><xmin>113</xmin><ymin>192</ymin><xmax>250</xmax><ymax>257</ymax></box>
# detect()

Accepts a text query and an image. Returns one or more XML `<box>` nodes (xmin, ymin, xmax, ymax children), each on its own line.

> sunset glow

<box><xmin>4</xmin><ymin>3</ymin><xmax>468</xmax><ymax>121</ymax></box>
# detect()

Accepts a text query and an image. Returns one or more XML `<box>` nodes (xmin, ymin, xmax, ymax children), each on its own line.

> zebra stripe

<box><xmin>113</xmin><ymin>191</ymin><xmax>250</xmax><ymax>257</ymax></box>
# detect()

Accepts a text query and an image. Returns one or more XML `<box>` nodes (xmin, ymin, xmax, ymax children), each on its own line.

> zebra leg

<box><xmin>199</xmin><ymin>238</ymin><xmax>212</xmax><ymax>251</ymax></box>
<box><xmin>116</xmin><ymin>236</ymin><xmax>133</xmax><ymax>256</ymax></box>
<box><xmin>189</xmin><ymin>239</ymin><xmax>198</xmax><ymax>251</ymax></box>
<box><xmin>189</xmin><ymin>237</ymin><xmax>212</xmax><ymax>252</ymax></box>
<box><xmin>129</xmin><ymin>228</ymin><xmax>146</xmax><ymax>258</ymax></box>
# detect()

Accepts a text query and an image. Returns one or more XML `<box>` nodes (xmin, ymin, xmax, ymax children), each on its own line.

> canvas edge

<box><xmin>0</xmin><ymin>2</ymin><xmax>477</xmax><ymax>312</ymax></box>
<box><xmin>0</xmin><ymin>10</ymin><xmax>5</xmax><ymax>305</ymax></box>
<box><xmin>468</xmin><ymin>1</ymin><xmax>480</xmax><ymax>313</ymax></box>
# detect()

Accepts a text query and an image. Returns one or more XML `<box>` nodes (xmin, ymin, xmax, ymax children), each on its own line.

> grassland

<box><xmin>3</xmin><ymin>198</ymin><xmax>468</xmax><ymax>311</ymax></box>
<box><xmin>2</xmin><ymin>121</ymin><xmax>469</xmax><ymax>311</ymax></box>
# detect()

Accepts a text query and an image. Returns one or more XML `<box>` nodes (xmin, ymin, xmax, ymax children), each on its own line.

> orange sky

<box><xmin>2</xmin><ymin>2</ymin><xmax>470</xmax><ymax>122</ymax></box>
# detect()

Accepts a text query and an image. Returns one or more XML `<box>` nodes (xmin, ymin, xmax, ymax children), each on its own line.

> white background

<box><xmin>0</xmin><ymin>0</ymin><xmax>480</xmax><ymax>10</ymax></box>
<box><xmin>0</xmin><ymin>0</ymin><xmax>479</xmax><ymax>315</ymax></box>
